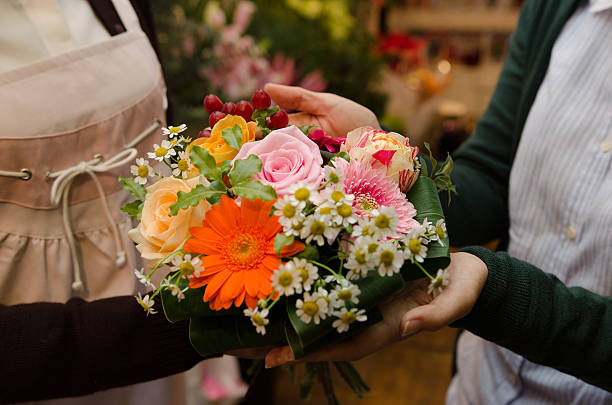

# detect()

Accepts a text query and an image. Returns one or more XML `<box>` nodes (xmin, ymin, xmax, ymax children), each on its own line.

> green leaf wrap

<box><xmin>189</xmin><ymin>146</ymin><xmax>222</xmax><ymax>182</ymax></box>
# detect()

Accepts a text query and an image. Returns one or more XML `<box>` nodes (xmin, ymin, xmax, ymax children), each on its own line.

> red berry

<box><xmin>269</xmin><ymin>109</ymin><xmax>289</xmax><ymax>129</ymax></box>
<box><xmin>222</xmin><ymin>102</ymin><xmax>236</xmax><ymax>115</ymax></box>
<box><xmin>204</xmin><ymin>94</ymin><xmax>223</xmax><ymax>114</ymax></box>
<box><xmin>209</xmin><ymin>111</ymin><xmax>226</xmax><ymax>128</ymax></box>
<box><xmin>235</xmin><ymin>100</ymin><xmax>254</xmax><ymax>121</ymax></box>
<box><xmin>251</xmin><ymin>89</ymin><xmax>271</xmax><ymax>110</ymax></box>
<box><xmin>198</xmin><ymin>128</ymin><xmax>212</xmax><ymax>138</ymax></box>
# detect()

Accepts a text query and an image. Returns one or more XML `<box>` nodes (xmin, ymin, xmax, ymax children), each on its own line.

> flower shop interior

<box><xmin>154</xmin><ymin>0</ymin><xmax>520</xmax><ymax>404</ymax></box>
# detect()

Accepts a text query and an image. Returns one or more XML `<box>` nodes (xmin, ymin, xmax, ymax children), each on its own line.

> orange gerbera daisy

<box><xmin>185</xmin><ymin>195</ymin><xmax>305</xmax><ymax>310</ymax></box>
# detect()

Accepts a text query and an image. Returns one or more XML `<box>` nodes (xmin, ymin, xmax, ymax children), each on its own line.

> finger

<box><xmin>400</xmin><ymin>303</ymin><xmax>449</xmax><ymax>337</ymax></box>
<box><xmin>287</xmin><ymin>112</ymin><xmax>323</xmax><ymax>130</ymax></box>
<box><xmin>265</xmin><ymin>346</ymin><xmax>293</xmax><ymax>368</ymax></box>
<box><xmin>264</xmin><ymin>83</ymin><xmax>324</xmax><ymax>114</ymax></box>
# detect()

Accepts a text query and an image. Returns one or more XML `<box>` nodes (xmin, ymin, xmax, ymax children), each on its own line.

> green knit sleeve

<box><xmin>440</xmin><ymin>2</ymin><xmax>538</xmax><ymax>246</ymax></box>
<box><xmin>455</xmin><ymin>246</ymin><xmax>612</xmax><ymax>392</ymax></box>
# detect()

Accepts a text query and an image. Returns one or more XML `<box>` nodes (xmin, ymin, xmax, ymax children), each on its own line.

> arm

<box><xmin>0</xmin><ymin>296</ymin><xmax>202</xmax><ymax>404</ymax></box>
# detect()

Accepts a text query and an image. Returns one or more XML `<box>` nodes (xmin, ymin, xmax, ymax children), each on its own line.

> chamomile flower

<box><xmin>171</xmin><ymin>151</ymin><xmax>193</xmax><ymax>178</ymax></box>
<box><xmin>428</xmin><ymin>269</ymin><xmax>451</xmax><ymax>297</ymax></box>
<box><xmin>301</xmin><ymin>214</ymin><xmax>338</xmax><ymax>246</ymax></box>
<box><xmin>283</xmin><ymin>219</ymin><xmax>306</xmax><ymax>238</ymax></box>
<box><xmin>332</xmin><ymin>308</ymin><xmax>367</xmax><ymax>333</ymax></box>
<box><xmin>244</xmin><ymin>307</ymin><xmax>269</xmax><ymax>335</ymax></box>
<box><xmin>130</xmin><ymin>158</ymin><xmax>153</xmax><ymax>185</ymax></box>
<box><xmin>375</xmin><ymin>242</ymin><xmax>404</xmax><ymax>277</ymax></box>
<box><xmin>284</xmin><ymin>258</ymin><xmax>318</xmax><ymax>293</ymax></box>
<box><xmin>135</xmin><ymin>293</ymin><xmax>157</xmax><ymax>315</ymax></box>
<box><xmin>314</xmin><ymin>287</ymin><xmax>337</xmax><ymax>311</ymax></box>
<box><xmin>170</xmin><ymin>254</ymin><xmax>201</xmax><ymax>279</ymax></box>
<box><xmin>287</xmin><ymin>182</ymin><xmax>318</xmax><ymax>205</ymax></box>
<box><xmin>167</xmin><ymin>283</ymin><xmax>187</xmax><ymax>301</ymax></box>
<box><xmin>351</xmin><ymin>218</ymin><xmax>375</xmax><ymax>238</ymax></box>
<box><xmin>274</xmin><ymin>197</ymin><xmax>305</xmax><ymax>227</ymax></box>
<box><xmin>326</xmin><ymin>189</ymin><xmax>355</xmax><ymax>207</ymax></box>
<box><xmin>323</xmin><ymin>165</ymin><xmax>344</xmax><ymax>184</ymax></box>
<box><xmin>271</xmin><ymin>263</ymin><xmax>301</xmax><ymax>296</ymax></box>
<box><xmin>371</xmin><ymin>206</ymin><xmax>399</xmax><ymax>240</ymax></box>
<box><xmin>329</xmin><ymin>279</ymin><xmax>361</xmax><ymax>306</ymax></box>
<box><xmin>147</xmin><ymin>140</ymin><xmax>177</xmax><ymax>162</ymax></box>
<box><xmin>345</xmin><ymin>238</ymin><xmax>375</xmax><ymax>278</ymax></box>
<box><xmin>403</xmin><ymin>226</ymin><xmax>428</xmax><ymax>263</ymax></box>
<box><xmin>296</xmin><ymin>292</ymin><xmax>328</xmax><ymax>324</ymax></box>
<box><xmin>162</xmin><ymin>124</ymin><xmax>187</xmax><ymax>139</ymax></box>
<box><xmin>429</xmin><ymin>219</ymin><xmax>447</xmax><ymax>246</ymax></box>
<box><xmin>134</xmin><ymin>268</ymin><xmax>156</xmax><ymax>289</ymax></box>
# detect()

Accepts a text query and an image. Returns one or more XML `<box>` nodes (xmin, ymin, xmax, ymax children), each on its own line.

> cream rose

<box><xmin>342</xmin><ymin>127</ymin><xmax>420</xmax><ymax>192</ymax></box>
<box><xmin>128</xmin><ymin>177</ymin><xmax>210</xmax><ymax>261</ymax></box>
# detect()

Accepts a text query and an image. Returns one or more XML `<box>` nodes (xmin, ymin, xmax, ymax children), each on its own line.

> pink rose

<box><xmin>233</xmin><ymin>125</ymin><xmax>324</xmax><ymax>196</ymax></box>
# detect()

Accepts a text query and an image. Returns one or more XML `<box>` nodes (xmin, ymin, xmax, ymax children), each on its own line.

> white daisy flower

<box><xmin>287</xmin><ymin>182</ymin><xmax>319</xmax><ymax>205</ymax></box>
<box><xmin>171</xmin><ymin>151</ymin><xmax>193</xmax><ymax>178</ymax></box>
<box><xmin>283</xmin><ymin>218</ymin><xmax>306</xmax><ymax>238</ymax></box>
<box><xmin>271</xmin><ymin>263</ymin><xmax>301</xmax><ymax>296</ymax></box>
<box><xmin>274</xmin><ymin>197</ymin><xmax>305</xmax><ymax>227</ymax></box>
<box><xmin>134</xmin><ymin>268</ymin><xmax>156</xmax><ymax>289</ymax></box>
<box><xmin>300</xmin><ymin>214</ymin><xmax>338</xmax><ymax>246</ymax></box>
<box><xmin>333</xmin><ymin>202</ymin><xmax>357</xmax><ymax>227</ymax></box>
<box><xmin>315</xmin><ymin>287</ymin><xmax>337</xmax><ymax>312</ymax></box>
<box><xmin>284</xmin><ymin>258</ymin><xmax>318</xmax><ymax>293</ymax></box>
<box><xmin>323</xmin><ymin>165</ymin><xmax>344</xmax><ymax>184</ymax></box>
<box><xmin>329</xmin><ymin>279</ymin><xmax>361</xmax><ymax>306</ymax></box>
<box><xmin>147</xmin><ymin>140</ymin><xmax>177</xmax><ymax>162</ymax></box>
<box><xmin>163</xmin><ymin>124</ymin><xmax>187</xmax><ymax>139</ymax></box>
<box><xmin>351</xmin><ymin>219</ymin><xmax>374</xmax><ymax>238</ymax></box>
<box><xmin>371</xmin><ymin>206</ymin><xmax>399</xmax><ymax>240</ymax></box>
<box><xmin>375</xmin><ymin>242</ymin><xmax>404</xmax><ymax>277</ymax></box>
<box><xmin>344</xmin><ymin>239</ymin><xmax>374</xmax><ymax>279</ymax></box>
<box><xmin>332</xmin><ymin>307</ymin><xmax>367</xmax><ymax>333</ymax></box>
<box><xmin>130</xmin><ymin>158</ymin><xmax>153</xmax><ymax>185</ymax></box>
<box><xmin>244</xmin><ymin>307</ymin><xmax>269</xmax><ymax>335</ymax></box>
<box><xmin>296</xmin><ymin>292</ymin><xmax>328</xmax><ymax>324</ymax></box>
<box><xmin>170</xmin><ymin>254</ymin><xmax>201</xmax><ymax>278</ymax></box>
<box><xmin>321</xmin><ymin>188</ymin><xmax>355</xmax><ymax>208</ymax></box>
<box><xmin>429</xmin><ymin>219</ymin><xmax>447</xmax><ymax>246</ymax></box>
<box><xmin>403</xmin><ymin>226</ymin><xmax>428</xmax><ymax>263</ymax></box>
<box><xmin>428</xmin><ymin>268</ymin><xmax>451</xmax><ymax>297</ymax></box>
<box><xmin>167</xmin><ymin>283</ymin><xmax>187</xmax><ymax>301</ymax></box>
<box><xmin>135</xmin><ymin>293</ymin><xmax>157</xmax><ymax>315</ymax></box>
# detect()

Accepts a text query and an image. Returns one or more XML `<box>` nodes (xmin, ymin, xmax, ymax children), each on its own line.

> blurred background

<box><xmin>151</xmin><ymin>0</ymin><xmax>521</xmax><ymax>403</ymax></box>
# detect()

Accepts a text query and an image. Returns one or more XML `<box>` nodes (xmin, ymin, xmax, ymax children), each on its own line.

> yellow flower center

<box><xmin>179</xmin><ymin>261</ymin><xmax>195</xmax><ymax>276</ymax></box>
<box><xmin>331</xmin><ymin>190</ymin><xmax>345</xmax><ymax>203</ymax></box>
<box><xmin>432</xmin><ymin>277</ymin><xmax>443</xmax><ymax>289</ymax></box>
<box><xmin>251</xmin><ymin>313</ymin><xmax>265</xmax><ymax>326</ymax></box>
<box><xmin>337</xmin><ymin>203</ymin><xmax>352</xmax><ymax>218</ymax></box>
<box><xmin>436</xmin><ymin>225</ymin><xmax>445</xmax><ymax>239</ymax></box>
<box><xmin>338</xmin><ymin>290</ymin><xmax>352</xmax><ymax>301</ymax></box>
<box><xmin>155</xmin><ymin>147</ymin><xmax>168</xmax><ymax>157</ymax></box>
<box><xmin>138</xmin><ymin>300</ymin><xmax>150</xmax><ymax>310</ymax></box>
<box><xmin>169</xmin><ymin>126</ymin><xmax>181</xmax><ymax>133</ymax></box>
<box><xmin>278</xmin><ymin>271</ymin><xmax>294</xmax><ymax>287</ymax></box>
<box><xmin>380</xmin><ymin>250</ymin><xmax>394</xmax><ymax>266</ymax></box>
<box><xmin>408</xmin><ymin>238</ymin><xmax>422</xmax><ymax>255</ymax></box>
<box><xmin>177</xmin><ymin>159</ymin><xmax>189</xmax><ymax>171</ymax></box>
<box><xmin>310</xmin><ymin>220</ymin><xmax>326</xmax><ymax>236</ymax></box>
<box><xmin>361</xmin><ymin>225</ymin><xmax>371</xmax><ymax>237</ymax></box>
<box><xmin>355</xmin><ymin>249</ymin><xmax>367</xmax><ymax>264</ymax></box>
<box><xmin>302</xmin><ymin>301</ymin><xmax>319</xmax><ymax>316</ymax></box>
<box><xmin>137</xmin><ymin>165</ymin><xmax>149</xmax><ymax>178</ymax></box>
<box><xmin>319</xmin><ymin>207</ymin><xmax>333</xmax><ymax>215</ymax></box>
<box><xmin>356</xmin><ymin>195</ymin><xmax>378</xmax><ymax>212</ymax></box>
<box><xmin>225</xmin><ymin>232</ymin><xmax>265</xmax><ymax>269</ymax></box>
<box><xmin>283</xmin><ymin>204</ymin><xmax>297</xmax><ymax>218</ymax></box>
<box><xmin>329</xmin><ymin>172</ymin><xmax>340</xmax><ymax>183</ymax></box>
<box><xmin>298</xmin><ymin>267</ymin><xmax>309</xmax><ymax>282</ymax></box>
<box><xmin>292</xmin><ymin>221</ymin><xmax>305</xmax><ymax>231</ymax></box>
<box><xmin>341</xmin><ymin>311</ymin><xmax>357</xmax><ymax>325</ymax></box>
<box><xmin>367</xmin><ymin>242</ymin><xmax>379</xmax><ymax>254</ymax></box>
<box><xmin>374</xmin><ymin>214</ymin><xmax>390</xmax><ymax>229</ymax></box>
<box><xmin>295</xmin><ymin>187</ymin><xmax>310</xmax><ymax>201</ymax></box>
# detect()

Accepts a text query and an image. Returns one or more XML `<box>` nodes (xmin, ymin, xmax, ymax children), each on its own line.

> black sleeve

<box><xmin>0</xmin><ymin>296</ymin><xmax>202</xmax><ymax>404</ymax></box>
<box><xmin>454</xmin><ymin>246</ymin><xmax>612</xmax><ymax>392</ymax></box>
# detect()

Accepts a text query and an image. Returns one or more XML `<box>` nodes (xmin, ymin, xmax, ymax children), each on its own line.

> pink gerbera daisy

<box><xmin>342</xmin><ymin>161</ymin><xmax>419</xmax><ymax>236</ymax></box>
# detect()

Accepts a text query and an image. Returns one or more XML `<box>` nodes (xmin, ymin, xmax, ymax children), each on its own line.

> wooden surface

<box><xmin>274</xmin><ymin>327</ymin><xmax>459</xmax><ymax>405</ymax></box>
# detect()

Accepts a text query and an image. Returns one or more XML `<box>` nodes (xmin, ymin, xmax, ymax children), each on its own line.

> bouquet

<box><xmin>121</xmin><ymin>88</ymin><xmax>455</xmax><ymax>403</ymax></box>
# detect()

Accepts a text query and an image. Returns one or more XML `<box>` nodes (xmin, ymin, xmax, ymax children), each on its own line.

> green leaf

<box><xmin>228</xmin><ymin>155</ymin><xmax>262</xmax><ymax>185</ymax></box>
<box><xmin>221</xmin><ymin>125</ymin><xmax>243</xmax><ymax>151</ymax></box>
<box><xmin>437</xmin><ymin>153</ymin><xmax>454</xmax><ymax>177</ymax></box>
<box><xmin>334</xmin><ymin>151</ymin><xmax>350</xmax><ymax>162</ymax></box>
<box><xmin>274</xmin><ymin>234</ymin><xmax>294</xmax><ymax>256</ymax></box>
<box><xmin>119</xmin><ymin>176</ymin><xmax>146</xmax><ymax>200</ymax></box>
<box><xmin>205</xmin><ymin>180</ymin><xmax>228</xmax><ymax>205</ymax></box>
<box><xmin>297</xmin><ymin>244</ymin><xmax>320</xmax><ymax>261</ymax></box>
<box><xmin>298</xmin><ymin>124</ymin><xmax>317</xmax><ymax>135</ymax></box>
<box><xmin>219</xmin><ymin>160</ymin><xmax>232</xmax><ymax>176</ymax></box>
<box><xmin>333</xmin><ymin>362</ymin><xmax>370</xmax><ymax>398</ymax></box>
<box><xmin>168</xmin><ymin>184</ymin><xmax>225</xmax><ymax>216</ymax></box>
<box><xmin>423</xmin><ymin>142</ymin><xmax>437</xmax><ymax>173</ymax></box>
<box><xmin>299</xmin><ymin>363</ymin><xmax>317</xmax><ymax>401</ymax></box>
<box><xmin>120</xmin><ymin>200</ymin><xmax>143</xmax><ymax>220</ymax></box>
<box><xmin>251</xmin><ymin>106</ymin><xmax>279</xmax><ymax>120</ymax></box>
<box><xmin>231</xmin><ymin>179</ymin><xmax>277</xmax><ymax>201</ymax></box>
<box><xmin>419</xmin><ymin>156</ymin><xmax>429</xmax><ymax>178</ymax></box>
<box><xmin>189</xmin><ymin>146</ymin><xmax>222</xmax><ymax>182</ymax></box>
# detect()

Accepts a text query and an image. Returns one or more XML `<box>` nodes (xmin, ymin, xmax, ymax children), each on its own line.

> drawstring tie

<box><xmin>48</xmin><ymin>148</ymin><xmax>138</xmax><ymax>291</ymax></box>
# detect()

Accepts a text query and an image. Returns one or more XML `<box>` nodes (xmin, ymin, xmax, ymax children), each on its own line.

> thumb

<box><xmin>264</xmin><ymin>83</ymin><xmax>324</xmax><ymax>114</ymax></box>
<box><xmin>400</xmin><ymin>303</ymin><xmax>454</xmax><ymax>338</ymax></box>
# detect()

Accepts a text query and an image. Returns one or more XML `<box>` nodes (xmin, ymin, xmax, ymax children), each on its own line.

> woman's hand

<box><xmin>264</xmin><ymin>83</ymin><xmax>381</xmax><ymax>138</ymax></box>
<box><xmin>264</xmin><ymin>252</ymin><xmax>488</xmax><ymax>367</ymax></box>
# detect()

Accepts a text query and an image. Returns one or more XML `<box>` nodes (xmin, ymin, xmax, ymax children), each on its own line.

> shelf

<box><xmin>387</xmin><ymin>9</ymin><xmax>520</xmax><ymax>33</ymax></box>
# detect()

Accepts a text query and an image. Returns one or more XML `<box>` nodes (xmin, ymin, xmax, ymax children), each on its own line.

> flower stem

<box><xmin>310</xmin><ymin>260</ymin><xmax>341</xmax><ymax>279</ymax></box>
<box><xmin>414</xmin><ymin>260</ymin><xmax>435</xmax><ymax>280</ymax></box>
<box><xmin>148</xmin><ymin>248</ymin><xmax>182</xmax><ymax>278</ymax></box>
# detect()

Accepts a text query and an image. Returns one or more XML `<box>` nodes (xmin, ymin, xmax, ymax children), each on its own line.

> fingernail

<box><xmin>265</xmin><ymin>348</ymin><xmax>293</xmax><ymax>369</ymax></box>
<box><xmin>401</xmin><ymin>319</ymin><xmax>422</xmax><ymax>338</ymax></box>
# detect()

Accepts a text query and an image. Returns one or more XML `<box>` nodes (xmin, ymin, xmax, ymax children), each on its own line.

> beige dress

<box><xmin>0</xmin><ymin>0</ymin><xmax>184</xmax><ymax>403</ymax></box>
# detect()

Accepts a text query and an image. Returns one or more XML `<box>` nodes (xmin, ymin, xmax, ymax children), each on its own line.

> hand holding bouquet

<box><xmin>120</xmin><ymin>88</ymin><xmax>455</xmax><ymax>403</ymax></box>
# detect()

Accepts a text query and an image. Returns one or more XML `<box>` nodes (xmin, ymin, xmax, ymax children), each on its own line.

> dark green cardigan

<box><xmin>444</xmin><ymin>0</ymin><xmax>612</xmax><ymax>392</ymax></box>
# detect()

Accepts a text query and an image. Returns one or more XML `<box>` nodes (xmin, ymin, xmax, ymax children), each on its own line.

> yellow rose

<box><xmin>342</xmin><ymin>127</ymin><xmax>420</xmax><ymax>192</ymax></box>
<box><xmin>186</xmin><ymin>115</ymin><xmax>257</xmax><ymax>173</ymax></box>
<box><xmin>128</xmin><ymin>177</ymin><xmax>210</xmax><ymax>262</ymax></box>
